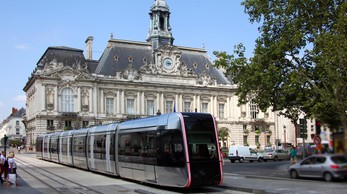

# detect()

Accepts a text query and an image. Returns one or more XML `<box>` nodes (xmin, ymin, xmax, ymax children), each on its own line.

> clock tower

<box><xmin>147</xmin><ymin>0</ymin><xmax>174</xmax><ymax>50</ymax></box>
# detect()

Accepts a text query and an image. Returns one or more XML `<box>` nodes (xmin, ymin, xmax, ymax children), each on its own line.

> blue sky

<box><xmin>0</xmin><ymin>0</ymin><xmax>259</xmax><ymax>122</ymax></box>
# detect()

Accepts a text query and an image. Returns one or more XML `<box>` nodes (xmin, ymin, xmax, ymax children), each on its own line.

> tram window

<box><xmin>157</xmin><ymin>129</ymin><xmax>185</xmax><ymax>167</ymax></box>
<box><xmin>73</xmin><ymin>136</ymin><xmax>86</xmax><ymax>157</ymax></box>
<box><xmin>118</xmin><ymin>131</ymin><xmax>157</xmax><ymax>165</ymax></box>
<box><xmin>184</xmin><ymin>114</ymin><xmax>218</xmax><ymax>161</ymax></box>
<box><xmin>94</xmin><ymin>135</ymin><xmax>106</xmax><ymax>159</ymax></box>
<box><xmin>61</xmin><ymin>138</ymin><xmax>67</xmax><ymax>154</ymax></box>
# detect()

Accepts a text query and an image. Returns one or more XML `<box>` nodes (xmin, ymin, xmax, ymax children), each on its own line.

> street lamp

<box><xmin>283</xmin><ymin>125</ymin><xmax>287</xmax><ymax>150</ymax></box>
<box><xmin>4</xmin><ymin>134</ymin><xmax>8</xmax><ymax>157</ymax></box>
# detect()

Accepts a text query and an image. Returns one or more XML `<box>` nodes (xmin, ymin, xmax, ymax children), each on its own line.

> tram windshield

<box><xmin>183</xmin><ymin>113</ymin><xmax>218</xmax><ymax>161</ymax></box>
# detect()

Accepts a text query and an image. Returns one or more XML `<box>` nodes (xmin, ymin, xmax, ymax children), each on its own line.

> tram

<box><xmin>36</xmin><ymin>112</ymin><xmax>223</xmax><ymax>188</ymax></box>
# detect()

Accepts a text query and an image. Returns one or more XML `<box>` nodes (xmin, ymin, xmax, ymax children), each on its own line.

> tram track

<box><xmin>13</xmin><ymin>154</ymin><xmax>241</xmax><ymax>194</ymax></box>
<box><xmin>15</xmin><ymin>155</ymin><xmax>126</xmax><ymax>194</ymax></box>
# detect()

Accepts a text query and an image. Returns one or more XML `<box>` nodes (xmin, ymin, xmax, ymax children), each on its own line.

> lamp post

<box><xmin>4</xmin><ymin>134</ymin><xmax>8</xmax><ymax>157</ymax></box>
<box><xmin>283</xmin><ymin>125</ymin><xmax>286</xmax><ymax>150</ymax></box>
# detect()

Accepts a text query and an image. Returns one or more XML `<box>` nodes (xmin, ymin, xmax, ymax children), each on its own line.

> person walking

<box><xmin>220</xmin><ymin>148</ymin><xmax>225</xmax><ymax>166</ymax></box>
<box><xmin>0</xmin><ymin>150</ymin><xmax>6</xmax><ymax>183</ymax></box>
<box><xmin>290</xmin><ymin>146</ymin><xmax>297</xmax><ymax>165</ymax></box>
<box><xmin>7</xmin><ymin>151</ymin><xmax>17</xmax><ymax>186</ymax></box>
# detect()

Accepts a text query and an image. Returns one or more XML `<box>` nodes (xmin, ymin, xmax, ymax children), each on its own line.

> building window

<box><xmin>146</xmin><ymin>100</ymin><xmax>155</xmax><ymax>115</ymax></box>
<box><xmin>47</xmin><ymin>120</ymin><xmax>54</xmax><ymax>126</ymax></box>
<box><xmin>250</xmin><ymin>99</ymin><xmax>258</xmax><ymax>119</ymax></box>
<box><xmin>16</xmin><ymin>121</ymin><xmax>20</xmax><ymax>126</ymax></box>
<box><xmin>243</xmin><ymin>135</ymin><xmax>248</xmax><ymax>146</ymax></box>
<box><xmin>184</xmin><ymin>101</ymin><xmax>191</xmax><ymax>112</ymax></box>
<box><xmin>65</xmin><ymin>121</ymin><xmax>72</xmax><ymax>130</ymax></box>
<box><xmin>218</xmin><ymin>104</ymin><xmax>225</xmax><ymax>119</ymax></box>
<box><xmin>106</xmin><ymin>98</ymin><xmax>114</xmax><ymax>115</ymax></box>
<box><xmin>127</xmin><ymin>99</ymin><xmax>135</xmax><ymax>115</ymax></box>
<box><xmin>16</xmin><ymin>128</ymin><xmax>20</xmax><ymax>135</ymax></box>
<box><xmin>201</xmin><ymin>102</ymin><xmax>208</xmax><ymax>113</ymax></box>
<box><xmin>165</xmin><ymin>100</ymin><xmax>173</xmax><ymax>113</ymax></box>
<box><xmin>255</xmin><ymin>135</ymin><xmax>259</xmax><ymax>145</ymax></box>
<box><xmin>82</xmin><ymin>121</ymin><xmax>89</xmax><ymax>128</ymax></box>
<box><xmin>61</xmin><ymin>88</ymin><xmax>74</xmax><ymax>112</ymax></box>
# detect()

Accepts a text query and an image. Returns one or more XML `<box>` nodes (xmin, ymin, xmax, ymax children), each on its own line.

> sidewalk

<box><xmin>0</xmin><ymin>147</ymin><xmax>40</xmax><ymax>193</ymax></box>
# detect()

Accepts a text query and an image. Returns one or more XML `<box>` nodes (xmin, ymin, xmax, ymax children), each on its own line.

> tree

<box><xmin>214</xmin><ymin>1</ymin><xmax>347</xmax><ymax>155</ymax></box>
<box><xmin>218</xmin><ymin>127</ymin><xmax>229</xmax><ymax>147</ymax></box>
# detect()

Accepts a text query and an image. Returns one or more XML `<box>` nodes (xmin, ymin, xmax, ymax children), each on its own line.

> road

<box><xmin>223</xmin><ymin>159</ymin><xmax>290</xmax><ymax>178</ymax></box>
<box><xmin>221</xmin><ymin>158</ymin><xmax>347</xmax><ymax>193</ymax></box>
<box><xmin>2</xmin><ymin>152</ymin><xmax>347</xmax><ymax>194</ymax></box>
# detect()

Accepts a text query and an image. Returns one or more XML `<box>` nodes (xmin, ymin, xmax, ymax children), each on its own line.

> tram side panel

<box><xmin>43</xmin><ymin>134</ymin><xmax>51</xmax><ymax>161</ymax></box>
<box><xmin>155</xmin><ymin>128</ymin><xmax>188</xmax><ymax>187</ymax></box>
<box><xmin>72</xmin><ymin>128</ymin><xmax>89</xmax><ymax>170</ymax></box>
<box><xmin>50</xmin><ymin>134</ymin><xmax>59</xmax><ymax>163</ymax></box>
<box><xmin>116</xmin><ymin>113</ymin><xmax>190</xmax><ymax>188</ymax></box>
<box><xmin>59</xmin><ymin>131</ymin><xmax>74</xmax><ymax>166</ymax></box>
<box><xmin>36</xmin><ymin>136</ymin><xmax>43</xmax><ymax>159</ymax></box>
<box><xmin>87</xmin><ymin>124</ymin><xmax>118</xmax><ymax>175</ymax></box>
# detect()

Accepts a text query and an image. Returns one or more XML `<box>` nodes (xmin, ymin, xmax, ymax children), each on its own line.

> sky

<box><xmin>0</xmin><ymin>0</ymin><xmax>260</xmax><ymax>122</ymax></box>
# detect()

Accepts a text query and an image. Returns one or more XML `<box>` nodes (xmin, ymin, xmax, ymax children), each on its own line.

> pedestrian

<box><xmin>7</xmin><ymin>151</ymin><xmax>17</xmax><ymax>186</ymax></box>
<box><xmin>0</xmin><ymin>150</ymin><xmax>6</xmax><ymax>183</ymax></box>
<box><xmin>290</xmin><ymin>146</ymin><xmax>297</xmax><ymax>165</ymax></box>
<box><xmin>17</xmin><ymin>146</ymin><xmax>21</xmax><ymax>154</ymax></box>
<box><xmin>220</xmin><ymin>148</ymin><xmax>225</xmax><ymax>166</ymax></box>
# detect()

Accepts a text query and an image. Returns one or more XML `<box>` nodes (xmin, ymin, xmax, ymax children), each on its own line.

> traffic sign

<box><xmin>314</xmin><ymin>135</ymin><xmax>321</xmax><ymax>145</ymax></box>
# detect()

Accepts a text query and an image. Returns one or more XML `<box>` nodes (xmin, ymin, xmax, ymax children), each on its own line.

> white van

<box><xmin>228</xmin><ymin>146</ymin><xmax>262</xmax><ymax>163</ymax></box>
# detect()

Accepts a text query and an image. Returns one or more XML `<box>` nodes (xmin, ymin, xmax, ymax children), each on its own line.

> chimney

<box><xmin>85</xmin><ymin>36</ymin><xmax>94</xmax><ymax>60</ymax></box>
<box><xmin>12</xmin><ymin>107</ymin><xmax>18</xmax><ymax>115</ymax></box>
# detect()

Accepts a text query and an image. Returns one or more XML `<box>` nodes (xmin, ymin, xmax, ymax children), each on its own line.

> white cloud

<box><xmin>13</xmin><ymin>95</ymin><xmax>26</xmax><ymax>103</ymax></box>
<box><xmin>15</xmin><ymin>44</ymin><xmax>31</xmax><ymax>50</ymax></box>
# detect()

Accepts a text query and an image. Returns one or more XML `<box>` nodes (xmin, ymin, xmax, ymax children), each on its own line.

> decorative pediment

<box><xmin>40</xmin><ymin>59</ymin><xmax>94</xmax><ymax>83</ymax></box>
<box><xmin>196</xmin><ymin>71</ymin><xmax>217</xmax><ymax>86</ymax></box>
<box><xmin>121</xmin><ymin>64</ymin><xmax>141</xmax><ymax>81</ymax></box>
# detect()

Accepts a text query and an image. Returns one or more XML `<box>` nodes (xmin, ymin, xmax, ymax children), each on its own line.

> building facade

<box><xmin>0</xmin><ymin>107</ymin><xmax>26</xmax><ymax>146</ymax></box>
<box><xmin>23</xmin><ymin>0</ymin><xmax>278</xmax><ymax>149</ymax></box>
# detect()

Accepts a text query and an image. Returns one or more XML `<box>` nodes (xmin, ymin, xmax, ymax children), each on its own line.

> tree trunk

<box><xmin>343</xmin><ymin>121</ymin><xmax>347</xmax><ymax>157</ymax></box>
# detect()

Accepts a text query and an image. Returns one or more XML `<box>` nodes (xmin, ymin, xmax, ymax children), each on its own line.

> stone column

<box><xmin>100</xmin><ymin>89</ymin><xmax>104</xmax><ymax>114</ymax></box>
<box><xmin>93</xmin><ymin>86</ymin><xmax>97</xmax><ymax>115</ymax></box>
<box><xmin>89</xmin><ymin>88</ymin><xmax>93</xmax><ymax>113</ymax></box>
<box><xmin>54</xmin><ymin>86</ymin><xmax>58</xmax><ymax>112</ymax></box>
<box><xmin>42</xmin><ymin>84</ymin><xmax>46</xmax><ymax>111</ymax></box>
<box><xmin>137</xmin><ymin>91</ymin><xmax>140</xmax><ymax>115</ymax></box>
<box><xmin>157</xmin><ymin>92</ymin><xmax>160</xmax><ymax>113</ymax></box>
<box><xmin>77</xmin><ymin>87</ymin><xmax>81</xmax><ymax>112</ymax></box>
<box><xmin>116</xmin><ymin>90</ymin><xmax>120</xmax><ymax>114</ymax></box>
<box><xmin>121</xmin><ymin>90</ymin><xmax>125</xmax><ymax>114</ymax></box>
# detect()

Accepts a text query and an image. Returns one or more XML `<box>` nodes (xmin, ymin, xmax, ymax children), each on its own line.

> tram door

<box><xmin>144</xmin><ymin>130</ymin><xmax>157</xmax><ymax>183</ymax></box>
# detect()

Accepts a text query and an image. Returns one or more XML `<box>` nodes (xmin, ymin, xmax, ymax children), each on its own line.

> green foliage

<box><xmin>218</xmin><ymin>127</ymin><xmax>229</xmax><ymax>141</ymax></box>
<box><xmin>214</xmin><ymin>0</ymin><xmax>347</xmax><ymax>152</ymax></box>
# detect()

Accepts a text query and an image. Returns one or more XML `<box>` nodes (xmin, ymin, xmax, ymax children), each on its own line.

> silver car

<box><xmin>260</xmin><ymin>149</ymin><xmax>290</xmax><ymax>161</ymax></box>
<box><xmin>288</xmin><ymin>154</ymin><xmax>347</xmax><ymax>181</ymax></box>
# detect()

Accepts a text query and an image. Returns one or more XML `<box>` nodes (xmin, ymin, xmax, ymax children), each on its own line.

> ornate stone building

<box><xmin>23</xmin><ymin>0</ymin><xmax>276</xmax><ymax>149</ymax></box>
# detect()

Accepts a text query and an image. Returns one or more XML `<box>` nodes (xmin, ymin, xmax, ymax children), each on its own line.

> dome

<box><xmin>154</xmin><ymin>0</ymin><xmax>167</xmax><ymax>7</ymax></box>
<box><xmin>151</xmin><ymin>0</ymin><xmax>169</xmax><ymax>12</ymax></box>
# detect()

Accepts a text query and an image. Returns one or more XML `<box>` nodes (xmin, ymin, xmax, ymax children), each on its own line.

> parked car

<box><xmin>260</xmin><ymin>149</ymin><xmax>290</xmax><ymax>161</ymax></box>
<box><xmin>288</xmin><ymin>154</ymin><xmax>347</xmax><ymax>181</ymax></box>
<box><xmin>228</xmin><ymin>146</ymin><xmax>262</xmax><ymax>163</ymax></box>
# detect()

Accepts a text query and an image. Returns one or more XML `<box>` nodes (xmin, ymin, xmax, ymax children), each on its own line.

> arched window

<box><xmin>60</xmin><ymin>88</ymin><xmax>74</xmax><ymax>112</ymax></box>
